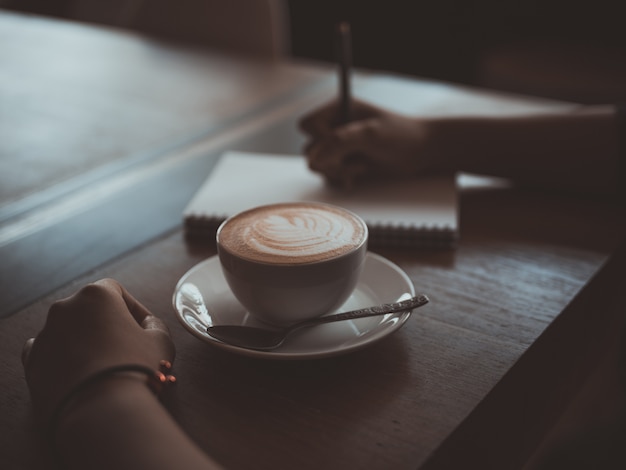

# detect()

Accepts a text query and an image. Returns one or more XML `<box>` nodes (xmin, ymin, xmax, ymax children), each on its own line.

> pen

<box><xmin>337</xmin><ymin>22</ymin><xmax>352</xmax><ymax>125</ymax></box>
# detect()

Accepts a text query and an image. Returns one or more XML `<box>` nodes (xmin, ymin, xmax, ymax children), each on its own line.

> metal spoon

<box><xmin>206</xmin><ymin>294</ymin><xmax>429</xmax><ymax>351</ymax></box>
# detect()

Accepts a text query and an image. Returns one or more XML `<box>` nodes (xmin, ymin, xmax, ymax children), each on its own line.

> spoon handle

<box><xmin>303</xmin><ymin>294</ymin><xmax>429</xmax><ymax>327</ymax></box>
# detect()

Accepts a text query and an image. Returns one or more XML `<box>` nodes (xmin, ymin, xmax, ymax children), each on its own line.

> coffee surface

<box><xmin>219</xmin><ymin>203</ymin><xmax>366</xmax><ymax>264</ymax></box>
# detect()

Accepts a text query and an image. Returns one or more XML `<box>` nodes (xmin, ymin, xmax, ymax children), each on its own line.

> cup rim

<box><xmin>216</xmin><ymin>201</ymin><xmax>369</xmax><ymax>267</ymax></box>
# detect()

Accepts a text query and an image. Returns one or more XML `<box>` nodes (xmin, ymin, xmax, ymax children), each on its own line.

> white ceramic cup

<box><xmin>216</xmin><ymin>202</ymin><xmax>368</xmax><ymax>325</ymax></box>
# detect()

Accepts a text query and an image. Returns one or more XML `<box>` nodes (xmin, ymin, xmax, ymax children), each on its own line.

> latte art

<box><xmin>219</xmin><ymin>203</ymin><xmax>367</xmax><ymax>264</ymax></box>
<box><xmin>245</xmin><ymin>210</ymin><xmax>356</xmax><ymax>258</ymax></box>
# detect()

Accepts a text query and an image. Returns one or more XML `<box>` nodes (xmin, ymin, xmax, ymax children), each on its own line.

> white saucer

<box><xmin>172</xmin><ymin>252</ymin><xmax>415</xmax><ymax>360</ymax></box>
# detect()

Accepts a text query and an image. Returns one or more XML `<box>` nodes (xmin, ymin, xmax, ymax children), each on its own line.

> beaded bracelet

<box><xmin>48</xmin><ymin>360</ymin><xmax>176</xmax><ymax>444</ymax></box>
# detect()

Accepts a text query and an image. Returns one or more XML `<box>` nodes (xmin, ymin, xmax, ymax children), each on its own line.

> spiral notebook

<box><xmin>184</xmin><ymin>151</ymin><xmax>458</xmax><ymax>249</ymax></box>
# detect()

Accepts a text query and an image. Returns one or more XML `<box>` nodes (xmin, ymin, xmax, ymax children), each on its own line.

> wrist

<box><xmin>422</xmin><ymin>117</ymin><xmax>465</xmax><ymax>173</ymax></box>
<box><xmin>55</xmin><ymin>375</ymin><xmax>156</xmax><ymax>440</ymax></box>
<box><xmin>52</xmin><ymin>368</ymin><xmax>221</xmax><ymax>470</ymax></box>
<box><xmin>53</xmin><ymin>377</ymin><xmax>170</xmax><ymax>470</ymax></box>
<box><xmin>50</xmin><ymin>363</ymin><xmax>176</xmax><ymax>449</ymax></box>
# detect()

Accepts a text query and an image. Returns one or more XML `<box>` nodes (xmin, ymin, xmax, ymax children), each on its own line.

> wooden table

<box><xmin>2</xmin><ymin>11</ymin><xmax>625</xmax><ymax>470</ymax></box>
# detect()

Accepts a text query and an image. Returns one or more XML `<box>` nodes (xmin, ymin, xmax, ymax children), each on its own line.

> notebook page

<box><xmin>184</xmin><ymin>151</ymin><xmax>457</xmax><ymax>233</ymax></box>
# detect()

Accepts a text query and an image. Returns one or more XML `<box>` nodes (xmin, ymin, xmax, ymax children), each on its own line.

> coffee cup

<box><xmin>216</xmin><ymin>202</ymin><xmax>368</xmax><ymax>325</ymax></box>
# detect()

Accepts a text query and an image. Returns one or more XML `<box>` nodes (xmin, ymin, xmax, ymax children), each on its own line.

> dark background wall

<box><xmin>4</xmin><ymin>0</ymin><xmax>626</xmax><ymax>100</ymax></box>
<box><xmin>287</xmin><ymin>0</ymin><xmax>626</xmax><ymax>85</ymax></box>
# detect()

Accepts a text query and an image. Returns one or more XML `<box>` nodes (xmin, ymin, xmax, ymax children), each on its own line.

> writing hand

<box><xmin>299</xmin><ymin>99</ymin><xmax>438</xmax><ymax>186</ymax></box>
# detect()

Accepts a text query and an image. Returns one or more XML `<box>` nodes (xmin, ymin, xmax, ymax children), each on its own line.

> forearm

<box><xmin>429</xmin><ymin>105</ymin><xmax>620</xmax><ymax>194</ymax></box>
<box><xmin>56</xmin><ymin>378</ymin><xmax>221</xmax><ymax>470</ymax></box>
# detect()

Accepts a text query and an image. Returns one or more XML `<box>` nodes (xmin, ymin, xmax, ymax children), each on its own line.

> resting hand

<box><xmin>22</xmin><ymin>278</ymin><xmax>175</xmax><ymax>425</ymax></box>
<box><xmin>299</xmin><ymin>99</ymin><xmax>439</xmax><ymax>186</ymax></box>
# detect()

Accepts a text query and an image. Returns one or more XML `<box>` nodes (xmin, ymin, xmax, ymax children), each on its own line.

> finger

<box><xmin>120</xmin><ymin>287</ymin><xmax>153</xmax><ymax>325</ymax></box>
<box><xmin>299</xmin><ymin>101</ymin><xmax>340</xmax><ymax>136</ymax></box>
<box><xmin>141</xmin><ymin>315</ymin><xmax>169</xmax><ymax>334</ymax></box>
<box><xmin>299</xmin><ymin>115</ymin><xmax>332</xmax><ymax>137</ymax></box>
<box><xmin>303</xmin><ymin>139</ymin><xmax>315</xmax><ymax>156</ymax></box>
<box><xmin>307</xmin><ymin>141</ymin><xmax>344</xmax><ymax>177</ymax></box>
<box><xmin>349</xmin><ymin>99</ymin><xmax>384</xmax><ymax>120</ymax></box>
<box><xmin>141</xmin><ymin>316</ymin><xmax>176</xmax><ymax>361</ymax></box>
<box><xmin>91</xmin><ymin>280</ymin><xmax>175</xmax><ymax>361</ymax></box>
<box><xmin>22</xmin><ymin>338</ymin><xmax>35</xmax><ymax>366</ymax></box>
<box><xmin>308</xmin><ymin>124</ymin><xmax>370</xmax><ymax>172</ymax></box>
<box><xmin>95</xmin><ymin>278</ymin><xmax>153</xmax><ymax>325</ymax></box>
<box><xmin>300</xmin><ymin>99</ymin><xmax>384</xmax><ymax>137</ymax></box>
<box><xmin>339</xmin><ymin>160</ymin><xmax>371</xmax><ymax>188</ymax></box>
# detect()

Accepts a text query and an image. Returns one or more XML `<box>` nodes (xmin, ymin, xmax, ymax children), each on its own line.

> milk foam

<box><xmin>219</xmin><ymin>204</ymin><xmax>366</xmax><ymax>264</ymax></box>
